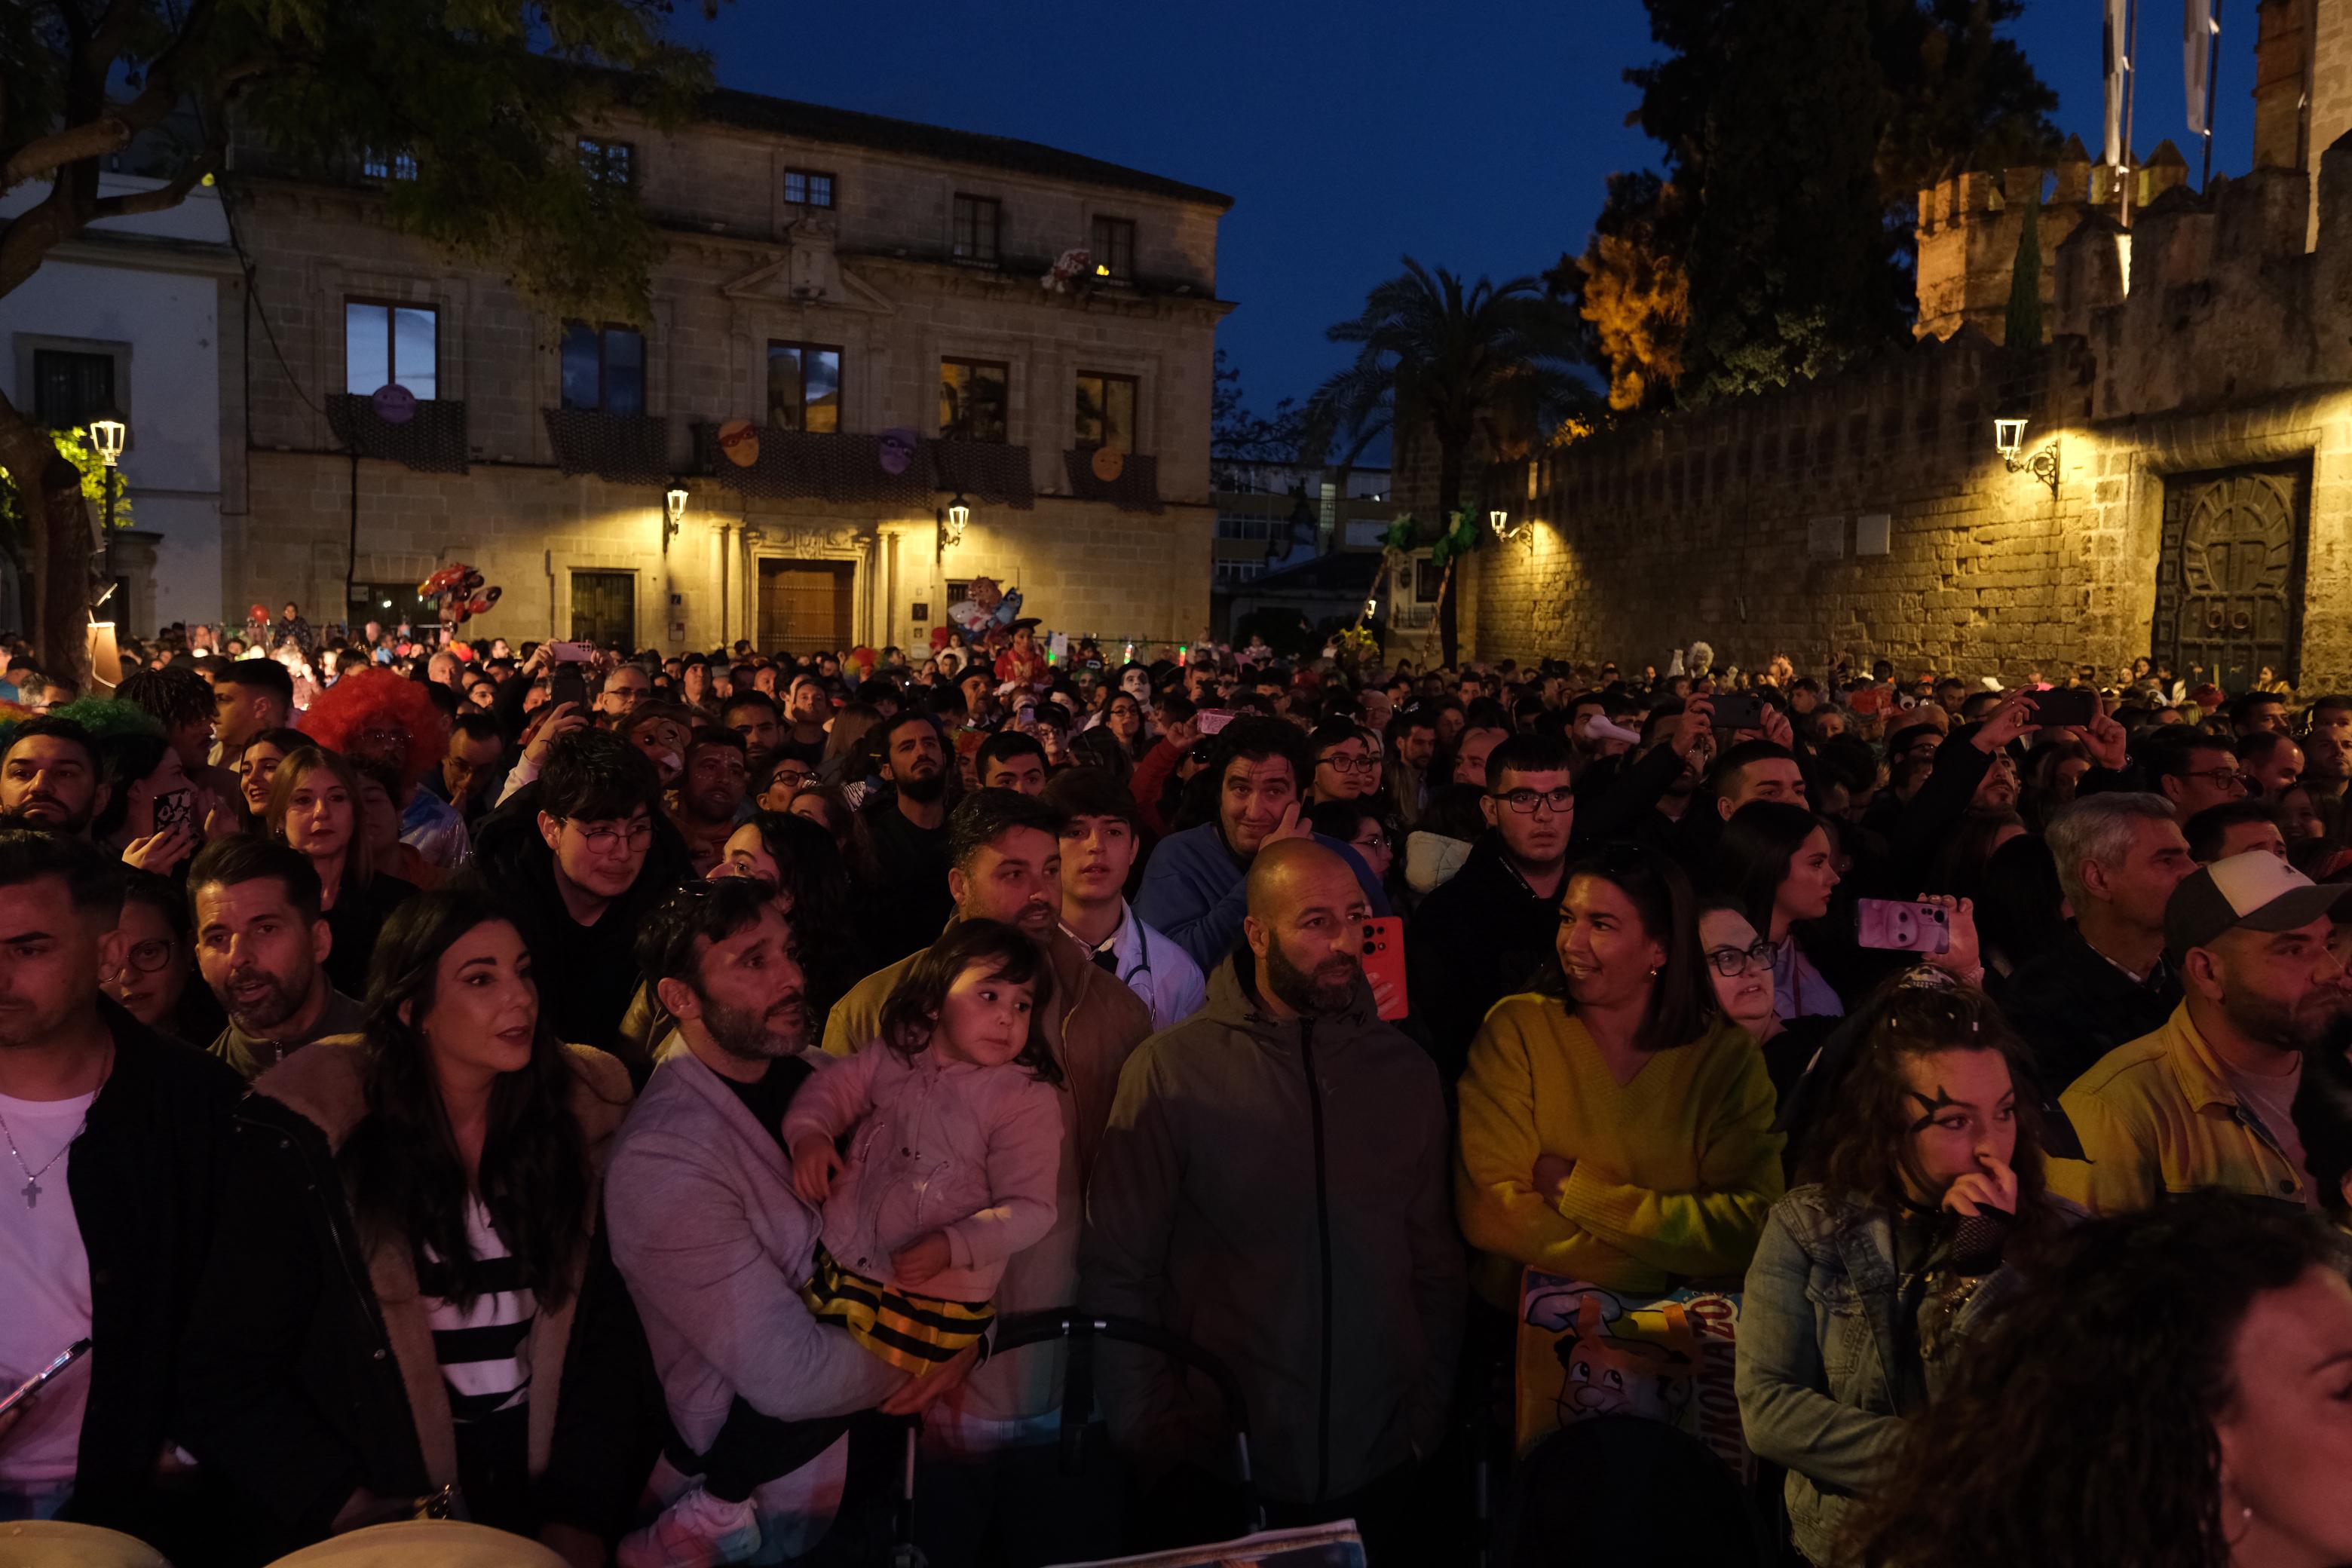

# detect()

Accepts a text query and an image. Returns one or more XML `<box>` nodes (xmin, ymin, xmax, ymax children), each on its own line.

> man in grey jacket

<box><xmin>1083</xmin><ymin>839</ymin><xmax>1464</xmax><ymax>1557</ymax></box>
<box><xmin>607</xmin><ymin>879</ymin><xmax>970</xmax><ymax>1563</ymax></box>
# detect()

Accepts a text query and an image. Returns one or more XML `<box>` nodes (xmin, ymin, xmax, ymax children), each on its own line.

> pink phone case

<box><xmin>1854</xmin><ymin>899</ymin><xmax>1952</xmax><ymax>954</ymax></box>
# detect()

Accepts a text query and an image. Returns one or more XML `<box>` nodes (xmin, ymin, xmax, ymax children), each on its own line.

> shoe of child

<box><xmin>617</xmin><ymin>1483</ymin><xmax>763</xmax><ymax>1568</ymax></box>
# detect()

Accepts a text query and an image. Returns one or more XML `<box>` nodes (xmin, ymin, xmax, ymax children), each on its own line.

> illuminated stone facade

<box><xmin>230</xmin><ymin>89</ymin><xmax>1230</xmax><ymax>654</ymax></box>
<box><xmin>1466</xmin><ymin>105</ymin><xmax>2352</xmax><ymax>690</ymax></box>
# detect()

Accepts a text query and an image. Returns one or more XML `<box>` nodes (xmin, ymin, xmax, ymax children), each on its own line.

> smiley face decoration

<box><xmin>418</xmin><ymin>563</ymin><xmax>502</xmax><ymax>628</ymax></box>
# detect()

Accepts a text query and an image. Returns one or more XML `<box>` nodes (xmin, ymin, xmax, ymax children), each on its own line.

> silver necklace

<box><xmin>0</xmin><ymin>1102</ymin><xmax>91</xmax><ymax>1210</ymax></box>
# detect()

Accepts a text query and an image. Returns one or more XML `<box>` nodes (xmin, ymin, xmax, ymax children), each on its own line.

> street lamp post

<box><xmin>90</xmin><ymin>411</ymin><xmax>126</xmax><ymax>598</ymax></box>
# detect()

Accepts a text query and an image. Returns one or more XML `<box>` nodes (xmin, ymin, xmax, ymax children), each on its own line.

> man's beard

<box><xmin>702</xmin><ymin>988</ymin><xmax>809</xmax><ymax>1062</ymax></box>
<box><xmin>6</xmin><ymin>795</ymin><xmax>93</xmax><ymax>833</ymax></box>
<box><xmin>2220</xmin><ymin>980</ymin><xmax>2347</xmax><ymax>1055</ymax></box>
<box><xmin>1266</xmin><ymin>936</ymin><xmax>1359</xmax><ymax>1018</ymax></box>
<box><xmin>222</xmin><ymin>965</ymin><xmax>309</xmax><ymax>1033</ymax></box>
<box><xmin>897</xmin><ymin>767</ymin><xmax>948</xmax><ymax>804</ymax></box>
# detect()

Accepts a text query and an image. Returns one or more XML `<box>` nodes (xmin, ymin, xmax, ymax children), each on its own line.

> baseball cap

<box><xmin>2164</xmin><ymin>850</ymin><xmax>2352</xmax><ymax>960</ymax></box>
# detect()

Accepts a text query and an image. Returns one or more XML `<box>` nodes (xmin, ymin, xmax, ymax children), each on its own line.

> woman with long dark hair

<box><xmin>105</xmin><ymin>868</ymin><xmax>227</xmax><ymax>1044</ymax></box>
<box><xmin>1718</xmin><ymin>800</ymin><xmax>1848</xmax><ymax>1018</ymax></box>
<box><xmin>267</xmin><ymin>746</ymin><xmax>416</xmax><ymax>996</ymax></box>
<box><xmin>1737</xmin><ymin>976</ymin><xmax>2076</xmax><ymax>1565</ymax></box>
<box><xmin>1456</xmin><ymin>842</ymin><xmax>1784</xmax><ymax>1303</ymax></box>
<box><xmin>179</xmin><ymin>890</ymin><xmax>632</xmax><ymax>1548</ymax></box>
<box><xmin>1839</xmin><ymin>1194</ymin><xmax>2352</xmax><ymax>1568</ymax></box>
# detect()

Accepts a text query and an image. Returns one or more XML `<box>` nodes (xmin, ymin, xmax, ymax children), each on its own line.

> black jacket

<box><xmin>54</xmin><ymin>1005</ymin><xmax>243</xmax><ymax>1537</ymax></box>
<box><xmin>1406</xmin><ymin>832</ymin><xmax>1556</xmax><ymax>1083</ymax></box>
<box><xmin>463</xmin><ymin>782</ymin><xmax>694</xmax><ymax>1060</ymax></box>
<box><xmin>1992</xmin><ymin>923</ymin><xmax>2183</xmax><ymax>1098</ymax></box>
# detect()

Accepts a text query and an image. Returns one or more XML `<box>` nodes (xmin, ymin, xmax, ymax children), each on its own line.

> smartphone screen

<box><xmin>1708</xmin><ymin>694</ymin><xmax>1765</xmax><ymax>732</ymax></box>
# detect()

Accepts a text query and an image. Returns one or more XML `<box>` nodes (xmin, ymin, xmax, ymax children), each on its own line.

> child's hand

<box><xmin>790</xmin><ymin>1135</ymin><xmax>841</xmax><ymax>1205</ymax></box>
<box><xmin>891</xmin><ymin>1231</ymin><xmax>952</xmax><ymax>1287</ymax></box>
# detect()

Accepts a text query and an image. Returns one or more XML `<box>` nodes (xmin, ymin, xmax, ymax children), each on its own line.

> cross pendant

<box><xmin>22</xmin><ymin>1177</ymin><xmax>38</xmax><ymax>1209</ymax></box>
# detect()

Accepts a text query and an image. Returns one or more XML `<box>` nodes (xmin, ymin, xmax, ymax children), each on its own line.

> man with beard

<box><xmin>1</xmin><ymin>719</ymin><xmax>109</xmax><ymax>838</ymax></box>
<box><xmin>188</xmin><ymin>838</ymin><xmax>362</xmax><ymax>1080</ymax></box>
<box><xmin>778</xmin><ymin>673</ymin><xmax>831</xmax><ymax>769</ymax></box>
<box><xmin>821</xmin><ymin>789</ymin><xmax>1154</xmax><ymax>1565</ymax></box>
<box><xmin>673</xmin><ymin>727</ymin><xmax>752</xmax><ymax>875</ymax></box>
<box><xmin>609</xmin><ymin>877</ymin><xmax>972</xmax><ymax>1566</ymax></box>
<box><xmin>2056</xmin><ymin>850</ymin><xmax>2352</xmax><ymax>1213</ymax></box>
<box><xmin>1084</xmin><ymin>840</ymin><xmax>1462</xmax><ymax>1560</ymax></box>
<box><xmin>0</xmin><ymin>828</ymin><xmax>241</xmax><ymax>1544</ymax></box>
<box><xmin>853</xmin><ymin>712</ymin><xmax>956</xmax><ymax>963</ymax></box>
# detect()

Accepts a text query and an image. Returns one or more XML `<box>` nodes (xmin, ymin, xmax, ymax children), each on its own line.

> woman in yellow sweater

<box><xmin>1456</xmin><ymin>841</ymin><xmax>1785</xmax><ymax>1306</ymax></box>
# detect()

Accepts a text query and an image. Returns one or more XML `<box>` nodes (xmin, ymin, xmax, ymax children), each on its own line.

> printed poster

<box><xmin>1514</xmin><ymin>1268</ymin><xmax>1751</xmax><ymax>1482</ymax></box>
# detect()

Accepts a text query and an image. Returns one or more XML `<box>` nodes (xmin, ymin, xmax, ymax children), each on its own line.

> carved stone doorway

<box><xmin>2154</xmin><ymin>462</ymin><xmax>2309</xmax><ymax>695</ymax></box>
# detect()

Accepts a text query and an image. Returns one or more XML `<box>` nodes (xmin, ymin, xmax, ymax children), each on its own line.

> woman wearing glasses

<box><xmin>107</xmin><ymin>868</ymin><xmax>228</xmax><ymax>1044</ymax></box>
<box><xmin>1736</xmin><ymin>978</ymin><xmax>2075</xmax><ymax>1566</ymax></box>
<box><xmin>1456</xmin><ymin>843</ymin><xmax>1784</xmax><ymax>1306</ymax></box>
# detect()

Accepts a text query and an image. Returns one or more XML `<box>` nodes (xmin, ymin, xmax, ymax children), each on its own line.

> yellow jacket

<box><xmin>2052</xmin><ymin>1001</ymin><xmax>2308</xmax><ymax>1214</ymax></box>
<box><xmin>1455</xmin><ymin>994</ymin><xmax>1784</xmax><ymax>1305</ymax></box>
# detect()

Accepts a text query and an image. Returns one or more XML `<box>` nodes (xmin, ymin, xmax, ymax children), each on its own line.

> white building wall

<box><xmin>0</xmin><ymin>176</ymin><xmax>234</xmax><ymax>632</ymax></box>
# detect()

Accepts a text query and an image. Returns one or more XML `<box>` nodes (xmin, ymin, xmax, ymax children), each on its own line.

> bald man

<box><xmin>1082</xmin><ymin>839</ymin><xmax>1462</xmax><ymax>1557</ymax></box>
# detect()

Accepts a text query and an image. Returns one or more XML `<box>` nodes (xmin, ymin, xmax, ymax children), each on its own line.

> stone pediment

<box><xmin>721</xmin><ymin>217</ymin><xmax>894</xmax><ymax>314</ymax></box>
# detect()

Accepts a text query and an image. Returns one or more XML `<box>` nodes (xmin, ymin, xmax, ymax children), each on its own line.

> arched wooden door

<box><xmin>2154</xmin><ymin>464</ymin><xmax>2308</xmax><ymax>695</ymax></box>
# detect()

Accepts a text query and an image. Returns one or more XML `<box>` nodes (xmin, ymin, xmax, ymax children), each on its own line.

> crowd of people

<box><xmin>2</xmin><ymin>607</ymin><xmax>2350</xmax><ymax>1568</ymax></box>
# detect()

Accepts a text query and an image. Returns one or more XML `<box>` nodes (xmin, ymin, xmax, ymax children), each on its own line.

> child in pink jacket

<box><xmin>787</xmin><ymin>918</ymin><xmax>1064</xmax><ymax>1371</ymax></box>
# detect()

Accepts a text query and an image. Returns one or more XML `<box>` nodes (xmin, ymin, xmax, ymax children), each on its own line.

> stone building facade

<box><xmin>229</xmin><ymin>87</ymin><xmax>1230</xmax><ymax>654</ymax></box>
<box><xmin>1466</xmin><ymin>2</ymin><xmax>2352</xmax><ymax>694</ymax></box>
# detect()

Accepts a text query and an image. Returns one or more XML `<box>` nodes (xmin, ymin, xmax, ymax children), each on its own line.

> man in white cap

<box><xmin>2054</xmin><ymin>850</ymin><xmax>2352</xmax><ymax>1214</ymax></box>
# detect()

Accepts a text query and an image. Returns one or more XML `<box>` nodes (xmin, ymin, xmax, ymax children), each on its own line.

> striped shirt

<box><xmin>420</xmin><ymin>1198</ymin><xmax>536</xmax><ymax>1423</ymax></box>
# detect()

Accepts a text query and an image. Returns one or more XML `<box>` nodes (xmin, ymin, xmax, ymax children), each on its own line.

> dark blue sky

<box><xmin>678</xmin><ymin>2</ymin><xmax>2254</xmax><ymax>418</ymax></box>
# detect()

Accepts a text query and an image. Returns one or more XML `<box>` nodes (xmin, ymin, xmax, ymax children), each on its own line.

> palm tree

<box><xmin>1303</xmin><ymin>259</ymin><xmax>1591</xmax><ymax>666</ymax></box>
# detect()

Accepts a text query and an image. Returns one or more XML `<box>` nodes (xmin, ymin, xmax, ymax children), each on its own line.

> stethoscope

<box><xmin>1088</xmin><ymin>917</ymin><xmax>1155</xmax><ymax>990</ymax></box>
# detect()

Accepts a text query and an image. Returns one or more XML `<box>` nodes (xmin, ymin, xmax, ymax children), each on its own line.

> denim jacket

<box><xmin>1735</xmin><ymin>1185</ymin><xmax>2071</xmax><ymax>1565</ymax></box>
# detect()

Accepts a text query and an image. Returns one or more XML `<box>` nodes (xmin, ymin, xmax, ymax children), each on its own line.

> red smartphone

<box><xmin>1361</xmin><ymin>917</ymin><xmax>1408</xmax><ymax>1021</ymax></box>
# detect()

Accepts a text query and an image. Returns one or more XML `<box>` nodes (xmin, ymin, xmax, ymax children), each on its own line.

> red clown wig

<box><xmin>299</xmin><ymin>667</ymin><xmax>448</xmax><ymax>791</ymax></box>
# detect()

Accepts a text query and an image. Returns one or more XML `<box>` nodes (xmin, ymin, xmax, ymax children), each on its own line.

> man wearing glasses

<box><xmin>1306</xmin><ymin>723</ymin><xmax>1380</xmax><ymax>806</ymax></box>
<box><xmin>1407</xmin><ymin>733</ymin><xmax>1579</xmax><ymax>1083</ymax></box>
<box><xmin>464</xmin><ymin>727</ymin><xmax>691</xmax><ymax>1072</ymax></box>
<box><xmin>2143</xmin><ymin>727</ymin><xmax>2250</xmax><ymax>819</ymax></box>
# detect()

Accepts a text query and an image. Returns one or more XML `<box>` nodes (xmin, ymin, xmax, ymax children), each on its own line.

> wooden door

<box><xmin>758</xmin><ymin>560</ymin><xmax>853</xmax><ymax>654</ymax></box>
<box><xmin>569</xmin><ymin>570</ymin><xmax>636</xmax><ymax>648</ymax></box>
<box><xmin>2154</xmin><ymin>463</ymin><xmax>2309</xmax><ymax>694</ymax></box>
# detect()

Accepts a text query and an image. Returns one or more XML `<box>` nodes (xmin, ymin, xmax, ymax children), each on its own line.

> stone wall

<box><xmin>228</xmin><ymin>98</ymin><xmax>1226</xmax><ymax>652</ymax></box>
<box><xmin>1468</xmin><ymin>144</ymin><xmax>2352</xmax><ymax>689</ymax></box>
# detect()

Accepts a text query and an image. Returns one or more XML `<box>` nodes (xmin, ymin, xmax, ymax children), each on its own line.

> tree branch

<box><xmin>2</xmin><ymin>118</ymin><xmax>136</xmax><ymax>194</ymax></box>
<box><xmin>86</xmin><ymin>145</ymin><xmax>220</xmax><ymax>222</ymax></box>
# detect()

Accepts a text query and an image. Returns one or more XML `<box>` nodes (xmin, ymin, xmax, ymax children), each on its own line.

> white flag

<box><xmin>2185</xmin><ymin>0</ymin><xmax>2216</xmax><ymax>136</ymax></box>
<box><xmin>2105</xmin><ymin>0</ymin><xmax>2132</xmax><ymax>164</ymax></box>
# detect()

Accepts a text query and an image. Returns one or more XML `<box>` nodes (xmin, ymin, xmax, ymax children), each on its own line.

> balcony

<box><xmin>690</xmin><ymin>427</ymin><xmax>1034</xmax><ymax>510</ymax></box>
<box><xmin>1063</xmin><ymin>449</ymin><xmax>1162</xmax><ymax>513</ymax></box>
<box><xmin>326</xmin><ymin>394</ymin><xmax>468</xmax><ymax>475</ymax></box>
<box><xmin>543</xmin><ymin>408</ymin><xmax>674</xmax><ymax>485</ymax></box>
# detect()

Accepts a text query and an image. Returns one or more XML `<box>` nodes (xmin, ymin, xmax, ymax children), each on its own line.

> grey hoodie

<box><xmin>1081</xmin><ymin>951</ymin><xmax>1465</xmax><ymax>1505</ymax></box>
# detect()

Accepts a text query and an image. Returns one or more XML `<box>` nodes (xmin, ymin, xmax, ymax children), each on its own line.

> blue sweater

<box><xmin>1135</xmin><ymin>824</ymin><xmax>1392</xmax><ymax>973</ymax></box>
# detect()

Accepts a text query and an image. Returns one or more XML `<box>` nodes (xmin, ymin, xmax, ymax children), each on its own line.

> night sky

<box><xmin>678</xmin><ymin>1</ymin><xmax>2257</xmax><ymax>418</ymax></box>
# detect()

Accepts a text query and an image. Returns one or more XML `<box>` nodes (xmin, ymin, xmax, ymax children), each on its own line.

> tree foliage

<box><xmin>1210</xmin><ymin>348</ymin><xmax>1306</xmax><ymax>469</ymax></box>
<box><xmin>1303</xmin><ymin>259</ymin><xmax>1592</xmax><ymax>663</ymax></box>
<box><xmin>0</xmin><ymin>0</ymin><xmax>715</xmax><ymax>675</ymax></box>
<box><xmin>1578</xmin><ymin>0</ymin><xmax>2060</xmax><ymax>406</ymax></box>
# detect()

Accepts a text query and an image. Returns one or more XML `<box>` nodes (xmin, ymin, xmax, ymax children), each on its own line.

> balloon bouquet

<box><xmin>418</xmin><ymin>563</ymin><xmax>501</xmax><ymax>640</ymax></box>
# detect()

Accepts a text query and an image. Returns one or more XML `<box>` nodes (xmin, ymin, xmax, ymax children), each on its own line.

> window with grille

<box><xmin>783</xmin><ymin>169</ymin><xmax>835</xmax><ymax>208</ymax></box>
<box><xmin>578</xmin><ymin>139</ymin><xmax>635</xmax><ymax>185</ymax></box>
<box><xmin>939</xmin><ymin>359</ymin><xmax>1009</xmax><ymax>443</ymax></box>
<box><xmin>1075</xmin><ymin>372</ymin><xmax>1137</xmax><ymax>453</ymax></box>
<box><xmin>560</xmin><ymin>323</ymin><xmax>645</xmax><ymax>415</ymax></box>
<box><xmin>1090</xmin><ymin>216</ymin><xmax>1135</xmax><ymax>280</ymax></box>
<box><xmin>952</xmin><ymin>194</ymin><xmax>1000</xmax><ymax>262</ymax></box>
<box><xmin>32</xmin><ymin>350</ymin><xmax>116</xmax><ymax>430</ymax></box>
<box><xmin>345</xmin><ymin>301</ymin><xmax>438</xmax><ymax>397</ymax></box>
<box><xmin>767</xmin><ymin>342</ymin><xmax>842</xmax><ymax>433</ymax></box>
<box><xmin>570</xmin><ymin>571</ymin><xmax>637</xmax><ymax>648</ymax></box>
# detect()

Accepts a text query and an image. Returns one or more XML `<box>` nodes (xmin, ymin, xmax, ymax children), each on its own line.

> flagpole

<box><xmin>2203</xmin><ymin>0</ymin><xmax>2224</xmax><ymax>188</ymax></box>
<box><xmin>2122</xmin><ymin>0</ymin><xmax>2140</xmax><ymax>228</ymax></box>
